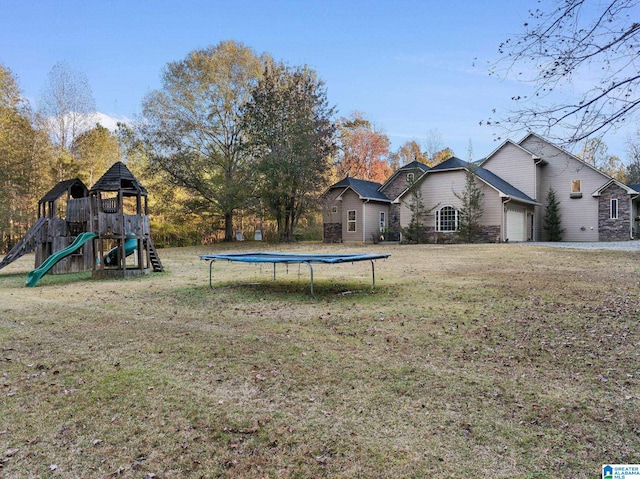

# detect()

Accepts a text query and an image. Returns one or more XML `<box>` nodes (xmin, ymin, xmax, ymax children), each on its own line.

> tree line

<box><xmin>4</xmin><ymin>2</ymin><xmax>640</xmax><ymax>252</ymax></box>
<box><xmin>0</xmin><ymin>40</ymin><xmax>458</xmax><ymax>251</ymax></box>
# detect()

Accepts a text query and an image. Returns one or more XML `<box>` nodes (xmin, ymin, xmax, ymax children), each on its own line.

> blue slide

<box><xmin>26</xmin><ymin>232</ymin><xmax>98</xmax><ymax>287</ymax></box>
<box><xmin>104</xmin><ymin>233</ymin><xmax>138</xmax><ymax>266</ymax></box>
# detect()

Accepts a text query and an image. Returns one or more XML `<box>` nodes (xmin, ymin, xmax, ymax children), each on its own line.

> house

<box><xmin>479</xmin><ymin>133</ymin><xmax>637</xmax><ymax>242</ymax></box>
<box><xmin>322</xmin><ymin>134</ymin><xmax>639</xmax><ymax>243</ymax></box>
<box><xmin>398</xmin><ymin>156</ymin><xmax>538</xmax><ymax>243</ymax></box>
<box><xmin>322</xmin><ymin>161</ymin><xmax>428</xmax><ymax>243</ymax></box>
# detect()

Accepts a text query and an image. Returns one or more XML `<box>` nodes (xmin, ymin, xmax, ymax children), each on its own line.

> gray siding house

<box><xmin>322</xmin><ymin>161</ymin><xmax>428</xmax><ymax>243</ymax></box>
<box><xmin>323</xmin><ymin>134</ymin><xmax>639</xmax><ymax>243</ymax></box>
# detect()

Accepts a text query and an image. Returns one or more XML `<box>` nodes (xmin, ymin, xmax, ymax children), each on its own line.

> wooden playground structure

<box><xmin>0</xmin><ymin>162</ymin><xmax>163</xmax><ymax>284</ymax></box>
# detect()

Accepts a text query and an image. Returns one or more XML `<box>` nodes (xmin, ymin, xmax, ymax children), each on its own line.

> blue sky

<box><xmin>0</xmin><ymin>0</ymin><xmax>634</xmax><ymax>160</ymax></box>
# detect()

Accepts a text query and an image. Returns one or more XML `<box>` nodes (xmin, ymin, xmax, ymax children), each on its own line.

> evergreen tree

<box><xmin>455</xmin><ymin>169</ymin><xmax>484</xmax><ymax>243</ymax></box>
<box><xmin>402</xmin><ymin>177</ymin><xmax>436</xmax><ymax>243</ymax></box>
<box><xmin>543</xmin><ymin>187</ymin><xmax>564</xmax><ymax>241</ymax></box>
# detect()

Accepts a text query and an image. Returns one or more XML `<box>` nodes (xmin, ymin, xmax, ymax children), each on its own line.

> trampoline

<box><xmin>199</xmin><ymin>252</ymin><xmax>391</xmax><ymax>297</ymax></box>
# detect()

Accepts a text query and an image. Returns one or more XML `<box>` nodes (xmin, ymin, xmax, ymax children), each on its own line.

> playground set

<box><xmin>0</xmin><ymin>162</ymin><xmax>163</xmax><ymax>286</ymax></box>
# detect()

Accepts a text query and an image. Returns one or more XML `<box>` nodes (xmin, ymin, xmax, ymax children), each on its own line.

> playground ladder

<box><xmin>144</xmin><ymin>237</ymin><xmax>164</xmax><ymax>272</ymax></box>
<box><xmin>0</xmin><ymin>217</ymin><xmax>47</xmax><ymax>271</ymax></box>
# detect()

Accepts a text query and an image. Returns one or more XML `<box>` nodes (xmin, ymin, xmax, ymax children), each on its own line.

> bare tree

<box><xmin>625</xmin><ymin>129</ymin><xmax>640</xmax><ymax>183</ymax></box>
<box><xmin>39</xmin><ymin>61</ymin><xmax>96</xmax><ymax>152</ymax></box>
<box><xmin>423</xmin><ymin>128</ymin><xmax>443</xmax><ymax>162</ymax></box>
<box><xmin>488</xmin><ymin>0</ymin><xmax>640</xmax><ymax>145</ymax></box>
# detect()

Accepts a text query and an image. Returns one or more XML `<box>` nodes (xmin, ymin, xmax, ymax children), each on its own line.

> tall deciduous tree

<box><xmin>488</xmin><ymin>0</ymin><xmax>640</xmax><ymax>144</ymax></box>
<box><xmin>432</xmin><ymin>147</ymin><xmax>454</xmax><ymax>165</ymax></box>
<box><xmin>71</xmin><ymin>124</ymin><xmax>121</xmax><ymax>186</ymax></box>
<box><xmin>243</xmin><ymin>62</ymin><xmax>337</xmax><ymax>242</ymax></box>
<box><xmin>116</xmin><ymin>123</ymin><xmax>203</xmax><ymax>246</ymax></box>
<box><xmin>140</xmin><ymin>40</ymin><xmax>264</xmax><ymax>241</ymax></box>
<box><xmin>0</xmin><ymin>64</ymin><xmax>52</xmax><ymax>250</ymax></box>
<box><xmin>625</xmin><ymin>130</ymin><xmax>640</xmax><ymax>184</ymax></box>
<box><xmin>579</xmin><ymin>137</ymin><xmax>626</xmax><ymax>181</ymax></box>
<box><xmin>336</xmin><ymin>112</ymin><xmax>391</xmax><ymax>182</ymax></box>
<box><xmin>38</xmin><ymin>61</ymin><xmax>96</xmax><ymax>180</ymax></box>
<box><xmin>389</xmin><ymin>140</ymin><xmax>427</xmax><ymax>170</ymax></box>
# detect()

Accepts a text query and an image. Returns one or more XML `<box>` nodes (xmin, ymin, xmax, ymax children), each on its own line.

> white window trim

<box><xmin>436</xmin><ymin>206</ymin><xmax>458</xmax><ymax>232</ymax></box>
<box><xmin>610</xmin><ymin>198</ymin><xmax>619</xmax><ymax>219</ymax></box>
<box><xmin>347</xmin><ymin>210</ymin><xmax>357</xmax><ymax>232</ymax></box>
<box><xmin>331</xmin><ymin>206</ymin><xmax>338</xmax><ymax>214</ymax></box>
<box><xmin>379</xmin><ymin>211</ymin><xmax>386</xmax><ymax>232</ymax></box>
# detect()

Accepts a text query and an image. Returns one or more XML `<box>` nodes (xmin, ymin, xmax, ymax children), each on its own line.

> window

<box><xmin>347</xmin><ymin>210</ymin><xmax>356</xmax><ymax>232</ymax></box>
<box><xmin>436</xmin><ymin>206</ymin><xmax>458</xmax><ymax>232</ymax></box>
<box><xmin>379</xmin><ymin>211</ymin><xmax>386</xmax><ymax>232</ymax></box>
<box><xmin>331</xmin><ymin>206</ymin><xmax>338</xmax><ymax>214</ymax></box>
<box><xmin>571</xmin><ymin>179</ymin><xmax>582</xmax><ymax>198</ymax></box>
<box><xmin>610</xmin><ymin>198</ymin><xmax>619</xmax><ymax>219</ymax></box>
<box><xmin>407</xmin><ymin>172</ymin><xmax>415</xmax><ymax>183</ymax></box>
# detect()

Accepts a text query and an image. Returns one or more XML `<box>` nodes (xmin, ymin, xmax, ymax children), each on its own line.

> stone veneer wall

<box><xmin>598</xmin><ymin>184</ymin><xmax>631</xmax><ymax>241</ymax></box>
<box><xmin>405</xmin><ymin>225</ymin><xmax>501</xmax><ymax>244</ymax></box>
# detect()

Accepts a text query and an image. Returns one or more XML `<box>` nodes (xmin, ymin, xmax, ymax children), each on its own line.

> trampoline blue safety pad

<box><xmin>199</xmin><ymin>252</ymin><xmax>391</xmax><ymax>297</ymax></box>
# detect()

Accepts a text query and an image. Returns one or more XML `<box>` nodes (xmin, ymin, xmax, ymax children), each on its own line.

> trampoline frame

<box><xmin>199</xmin><ymin>252</ymin><xmax>390</xmax><ymax>297</ymax></box>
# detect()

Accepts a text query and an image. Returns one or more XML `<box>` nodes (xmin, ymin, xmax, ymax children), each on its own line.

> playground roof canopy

<box><xmin>39</xmin><ymin>178</ymin><xmax>88</xmax><ymax>204</ymax></box>
<box><xmin>90</xmin><ymin>161</ymin><xmax>148</xmax><ymax>195</ymax></box>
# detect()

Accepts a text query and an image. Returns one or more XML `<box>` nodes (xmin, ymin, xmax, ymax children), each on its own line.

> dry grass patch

<box><xmin>1</xmin><ymin>242</ymin><xmax>639</xmax><ymax>478</ymax></box>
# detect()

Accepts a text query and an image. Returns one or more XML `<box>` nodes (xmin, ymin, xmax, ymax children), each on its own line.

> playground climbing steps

<box><xmin>145</xmin><ymin>237</ymin><xmax>164</xmax><ymax>272</ymax></box>
<box><xmin>0</xmin><ymin>217</ymin><xmax>47</xmax><ymax>271</ymax></box>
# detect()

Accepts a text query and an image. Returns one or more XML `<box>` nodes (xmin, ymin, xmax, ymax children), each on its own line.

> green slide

<box><xmin>25</xmin><ymin>232</ymin><xmax>98</xmax><ymax>287</ymax></box>
<box><xmin>104</xmin><ymin>233</ymin><xmax>137</xmax><ymax>265</ymax></box>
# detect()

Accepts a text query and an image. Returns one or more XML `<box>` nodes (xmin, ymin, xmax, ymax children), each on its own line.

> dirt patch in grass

<box><xmin>1</xmin><ymin>242</ymin><xmax>639</xmax><ymax>478</ymax></box>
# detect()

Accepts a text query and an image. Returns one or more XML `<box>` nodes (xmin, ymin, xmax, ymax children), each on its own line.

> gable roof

<box><xmin>379</xmin><ymin>160</ymin><xmax>429</xmax><ymax>193</ymax></box>
<box><xmin>628</xmin><ymin>183</ymin><xmax>640</xmax><ymax>193</ymax></box>
<box><xmin>427</xmin><ymin>156</ymin><xmax>468</xmax><ymax>172</ymax></box>
<box><xmin>330</xmin><ymin>176</ymin><xmax>391</xmax><ymax>202</ymax></box>
<box><xmin>397</xmin><ymin>160</ymin><xmax>430</xmax><ymax>173</ymax></box>
<box><xmin>89</xmin><ymin>161</ymin><xmax>148</xmax><ymax>195</ymax></box>
<box><xmin>592</xmin><ymin>178</ymin><xmax>639</xmax><ymax>197</ymax></box>
<box><xmin>407</xmin><ymin>156</ymin><xmax>538</xmax><ymax>205</ymax></box>
<box><xmin>39</xmin><ymin>178</ymin><xmax>88</xmax><ymax>204</ymax></box>
<box><xmin>480</xmin><ymin>139</ymin><xmax>545</xmax><ymax>167</ymax></box>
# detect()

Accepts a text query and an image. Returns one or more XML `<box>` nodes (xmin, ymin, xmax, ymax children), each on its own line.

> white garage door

<box><xmin>506</xmin><ymin>207</ymin><xmax>526</xmax><ymax>242</ymax></box>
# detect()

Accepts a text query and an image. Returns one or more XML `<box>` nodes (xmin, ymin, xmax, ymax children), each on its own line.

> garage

<box><xmin>506</xmin><ymin>206</ymin><xmax>526</xmax><ymax>242</ymax></box>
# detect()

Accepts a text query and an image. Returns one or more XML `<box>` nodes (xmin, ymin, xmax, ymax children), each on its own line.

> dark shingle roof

<box><xmin>397</xmin><ymin>160</ymin><xmax>429</xmax><ymax>173</ymax></box>
<box><xmin>428</xmin><ymin>156</ymin><xmax>468</xmax><ymax>172</ymax></box>
<box><xmin>89</xmin><ymin>161</ymin><xmax>147</xmax><ymax>195</ymax></box>
<box><xmin>429</xmin><ymin>157</ymin><xmax>538</xmax><ymax>204</ymax></box>
<box><xmin>332</xmin><ymin>177</ymin><xmax>391</xmax><ymax>202</ymax></box>
<box><xmin>39</xmin><ymin>178</ymin><xmax>88</xmax><ymax>203</ymax></box>
<box><xmin>628</xmin><ymin>183</ymin><xmax>640</xmax><ymax>193</ymax></box>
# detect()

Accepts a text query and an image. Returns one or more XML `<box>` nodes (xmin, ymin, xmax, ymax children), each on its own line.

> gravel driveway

<box><xmin>518</xmin><ymin>240</ymin><xmax>640</xmax><ymax>251</ymax></box>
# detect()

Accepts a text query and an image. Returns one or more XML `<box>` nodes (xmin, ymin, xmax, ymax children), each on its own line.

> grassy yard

<box><xmin>1</xmin><ymin>242</ymin><xmax>639</xmax><ymax>478</ymax></box>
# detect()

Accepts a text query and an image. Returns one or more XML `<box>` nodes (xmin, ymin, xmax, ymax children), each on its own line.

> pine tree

<box><xmin>455</xmin><ymin>169</ymin><xmax>484</xmax><ymax>243</ymax></box>
<box><xmin>543</xmin><ymin>187</ymin><xmax>565</xmax><ymax>241</ymax></box>
<box><xmin>402</xmin><ymin>177</ymin><xmax>436</xmax><ymax>243</ymax></box>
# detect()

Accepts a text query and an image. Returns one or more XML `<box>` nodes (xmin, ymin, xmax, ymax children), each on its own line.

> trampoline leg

<box><xmin>370</xmin><ymin>260</ymin><xmax>375</xmax><ymax>290</ymax></box>
<box><xmin>273</xmin><ymin>263</ymin><xmax>276</xmax><ymax>281</ymax></box>
<box><xmin>209</xmin><ymin>260</ymin><xmax>214</xmax><ymax>289</ymax></box>
<box><xmin>305</xmin><ymin>262</ymin><xmax>314</xmax><ymax>297</ymax></box>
